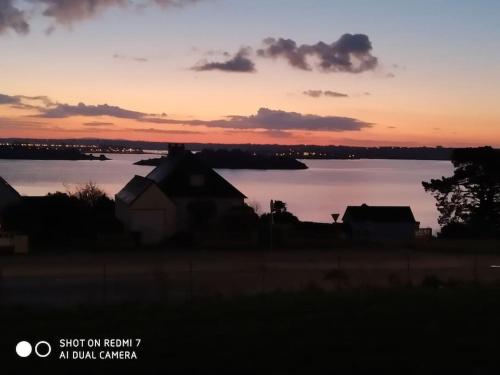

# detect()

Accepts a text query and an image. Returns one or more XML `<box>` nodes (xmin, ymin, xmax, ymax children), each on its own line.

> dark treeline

<box><xmin>0</xmin><ymin>138</ymin><xmax>466</xmax><ymax>160</ymax></box>
<box><xmin>0</xmin><ymin>144</ymin><xmax>108</xmax><ymax>160</ymax></box>
<box><xmin>136</xmin><ymin>149</ymin><xmax>308</xmax><ymax>169</ymax></box>
<box><xmin>1</xmin><ymin>183</ymin><xmax>121</xmax><ymax>247</ymax></box>
<box><xmin>198</xmin><ymin>144</ymin><xmax>454</xmax><ymax>160</ymax></box>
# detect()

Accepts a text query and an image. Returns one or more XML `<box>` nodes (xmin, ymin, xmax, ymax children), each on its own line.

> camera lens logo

<box><xmin>16</xmin><ymin>341</ymin><xmax>52</xmax><ymax>358</ymax></box>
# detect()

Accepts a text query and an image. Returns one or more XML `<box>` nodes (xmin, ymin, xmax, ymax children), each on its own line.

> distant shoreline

<box><xmin>0</xmin><ymin>145</ymin><xmax>109</xmax><ymax>161</ymax></box>
<box><xmin>0</xmin><ymin>138</ymin><xmax>476</xmax><ymax>160</ymax></box>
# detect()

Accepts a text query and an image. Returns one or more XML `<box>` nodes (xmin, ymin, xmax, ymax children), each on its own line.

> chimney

<box><xmin>168</xmin><ymin>143</ymin><xmax>186</xmax><ymax>157</ymax></box>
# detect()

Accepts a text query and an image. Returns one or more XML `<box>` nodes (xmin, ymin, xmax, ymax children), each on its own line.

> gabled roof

<box><xmin>342</xmin><ymin>204</ymin><xmax>416</xmax><ymax>223</ymax></box>
<box><xmin>146</xmin><ymin>151</ymin><xmax>246</xmax><ymax>199</ymax></box>
<box><xmin>0</xmin><ymin>176</ymin><xmax>21</xmax><ymax>198</ymax></box>
<box><xmin>115</xmin><ymin>175</ymin><xmax>153</xmax><ymax>206</ymax></box>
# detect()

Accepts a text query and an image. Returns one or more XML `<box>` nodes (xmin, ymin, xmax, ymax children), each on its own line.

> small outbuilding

<box><xmin>115</xmin><ymin>144</ymin><xmax>247</xmax><ymax>244</ymax></box>
<box><xmin>342</xmin><ymin>204</ymin><xmax>419</xmax><ymax>241</ymax></box>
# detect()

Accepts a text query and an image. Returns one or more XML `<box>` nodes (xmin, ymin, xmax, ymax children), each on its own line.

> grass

<box><xmin>3</xmin><ymin>284</ymin><xmax>500</xmax><ymax>374</ymax></box>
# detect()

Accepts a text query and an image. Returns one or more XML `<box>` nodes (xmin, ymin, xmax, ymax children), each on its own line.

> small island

<box><xmin>135</xmin><ymin>149</ymin><xmax>308</xmax><ymax>170</ymax></box>
<box><xmin>0</xmin><ymin>144</ymin><xmax>109</xmax><ymax>161</ymax></box>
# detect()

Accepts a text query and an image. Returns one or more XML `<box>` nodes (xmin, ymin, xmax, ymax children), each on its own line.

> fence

<box><xmin>1</xmin><ymin>250</ymin><xmax>500</xmax><ymax>306</ymax></box>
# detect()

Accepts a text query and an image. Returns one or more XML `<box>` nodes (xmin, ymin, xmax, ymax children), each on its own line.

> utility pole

<box><xmin>102</xmin><ymin>263</ymin><xmax>107</xmax><ymax>305</ymax></box>
<box><xmin>269</xmin><ymin>200</ymin><xmax>274</xmax><ymax>252</ymax></box>
<box><xmin>261</xmin><ymin>200</ymin><xmax>274</xmax><ymax>294</ymax></box>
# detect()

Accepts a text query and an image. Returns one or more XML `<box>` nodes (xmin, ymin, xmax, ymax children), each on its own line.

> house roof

<box><xmin>115</xmin><ymin>175</ymin><xmax>153</xmax><ymax>206</ymax></box>
<box><xmin>342</xmin><ymin>204</ymin><xmax>417</xmax><ymax>223</ymax></box>
<box><xmin>0</xmin><ymin>176</ymin><xmax>21</xmax><ymax>198</ymax></box>
<box><xmin>116</xmin><ymin>151</ymin><xmax>246</xmax><ymax>206</ymax></box>
<box><xmin>145</xmin><ymin>151</ymin><xmax>246</xmax><ymax>199</ymax></box>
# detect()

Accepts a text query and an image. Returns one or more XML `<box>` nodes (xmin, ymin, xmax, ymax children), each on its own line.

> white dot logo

<box><xmin>16</xmin><ymin>341</ymin><xmax>32</xmax><ymax>358</ymax></box>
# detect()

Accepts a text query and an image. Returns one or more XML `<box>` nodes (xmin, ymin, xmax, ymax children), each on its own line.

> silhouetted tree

<box><xmin>422</xmin><ymin>147</ymin><xmax>500</xmax><ymax>237</ymax></box>
<box><xmin>2</xmin><ymin>183</ymin><xmax>121</xmax><ymax>248</ymax></box>
<box><xmin>272</xmin><ymin>200</ymin><xmax>287</xmax><ymax>214</ymax></box>
<box><xmin>69</xmin><ymin>182</ymin><xmax>108</xmax><ymax>208</ymax></box>
<box><xmin>261</xmin><ymin>200</ymin><xmax>299</xmax><ymax>225</ymax></box>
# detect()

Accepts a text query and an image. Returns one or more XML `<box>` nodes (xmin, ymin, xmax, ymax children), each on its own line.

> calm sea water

<box><xmin>0</xmin><ymin>154</ymin><xmax>453</xmax><ymax>232</ymax></box>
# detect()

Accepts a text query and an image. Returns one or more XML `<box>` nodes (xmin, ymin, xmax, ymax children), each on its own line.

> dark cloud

<box><xmin>0</xmin><ymin>0</ymin><xmax>29</xmax><ymax>35</ymax></box>
<box><xmin>83</xmin><ymin>121</ymin><xmax>115</xmax><ymax>126</ymax></box>
<box><xmin>303</xmin><ymin>90</ymin><xmax>322</xmax><ymax>98</ymax></box>
<box><xmin>258</xmin><ymin>38</ymin><xmax>308</xmax><ymax>70</ymax></box>
<box><xmin>0</xmin><ymin>93</ymin><xmax>21</xmax><ymax>104</ymax></box>
<box><xmin>303</xmin><ymin>90</ymin><xmax>348</xmax><ymax>98</ymax></box>
<box><xmin>7</xmin><ymin>91</ymin><xmax>370</xmax><ymax>133</ymax></box>
<box><xmin>0</xmin><ymin>0</ymin><xmax>205</xmax><ymax>35</ymax></box>
<box><xmin>0</xmin><ymin>93</ymin><xmax>54</xmax><ymax>110</ymax></box>
<box><xmin>156</xmin><ymin>108</ymin><xmax>371</xmax><ymax>132</ymax></box>
<box><xmin>17</xmin><ymin>94</ymin><xmax>54</xmax><ymax>106</ymax></box>
<box><xmin>211</xmin><ymin>108</ymin><xmax>370</xmax><ymax>131</ymax></box>
<box><xmin>4</xmin><ymin>92</ymin><xmax>170</xmax><ymax>122</ymax></box>
<box><xmin>94</xmin><ymin>107</ymin><xmax>370</xmax><ymax>132</ymax></box>
<box><xmin>192</xmin><ymin>47</ymin><xmax>256</xmax><ymax>73</ymax></box>
<box><xmin>324</xmin><ymin>90</ymin><xmax>348</xmax><ymax>98</ymax></box>
<box><xmin>39</xmin><ymin>0</ymin><xmax>205</xmax><ymax>26</ymax></box>
<box><xmin>40</xmin><ymin>0</ymin><xmax>126</xmax><ymax>26</ymax></box>
<box><xmin>113</xmin><ymin>53</ymin><xmax>148</xmax><ymax>62</ymax></box>
<box><xmin>257</xmin><ymin>34</ymin><xmax>378</xmax><ymax>73</ymax></box>
<box><xmin>36</xmin><ymin>102</ymin><xmax>150</xmax><ymax>119</ymax></box>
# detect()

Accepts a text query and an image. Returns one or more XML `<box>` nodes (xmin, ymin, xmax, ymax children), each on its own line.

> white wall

<box><xmin>0</xmin><ymin>182</ymin><xmax>20</xmax><ymax>215</ymax></box>
<box><xmin>116</xmin><ymin>184</ymin><xmax>177</xmax><ymax>245</ymax></box>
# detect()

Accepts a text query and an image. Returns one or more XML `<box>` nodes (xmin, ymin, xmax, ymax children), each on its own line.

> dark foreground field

<box><xmin>2</xmin><ymin>285</ymin><xmax>500</xmax><ymax>374</ymax></box>
<box><xmin>2</xmin><ymin>245</ymin><xmax>500</xmax><ymax>305</ymax></box>
<box><xmin>2</xmin><ymin>246</ymin><xmax>500</xmax><ymax>373</ymax></box>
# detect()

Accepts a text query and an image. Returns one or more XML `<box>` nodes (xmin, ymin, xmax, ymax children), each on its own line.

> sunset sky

<box><xmin>1</xmin><ymin>0</ymin><xmax>499</xmax><ymax>146</ymax></box>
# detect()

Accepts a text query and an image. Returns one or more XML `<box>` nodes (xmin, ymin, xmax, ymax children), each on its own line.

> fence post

<box><xmin>473</xmin><ymin>250</ymin><xmax>478</xmax><ymax>283</ymax></box>
<box><xmin>102</xmin><ymin>263</ymin><xmax>107</xmax><ymax>305</ymax></box>
<box><xmin>337</xmin><ymin>254</ymin><xmax>342</xmax><ymax>290</ymax></box>
<box><xmin>158</xmin><ymin>269</ymin><xmax>169</xmax><ymax>303</ymax></box>
<box><xmin>260</xmin><ymin>252</ymin><xmax>267</xmax><ymax>295</ymax></box>
<box><xmin>0</xmin><ymin>267</ymin><xmax>3</xmax><ymax>304</ymax></box>
<box><xmin>406</xmin><ymin>250</ymin><xmax>411</xmax><ymax>286</ymax></box>
<box><xmin>188</xmin><ymin>259</ymin><xmax>193</xmax><ymax>302</ymax></box>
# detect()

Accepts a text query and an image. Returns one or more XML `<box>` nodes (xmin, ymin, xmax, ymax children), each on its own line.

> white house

<box><xmin>342</xmin><ymin>204</ymin><xmax>419</xmax><ymax>241</ymax></box>
<box><xmin>0</xmin><ymin>176</ymin><xmax>21</xmax><ymax>219</ymax></box>
<box><xmin>115</xmin><ymin>145</ymin><xmax>246</xmax><ymax>244</ymax></box>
